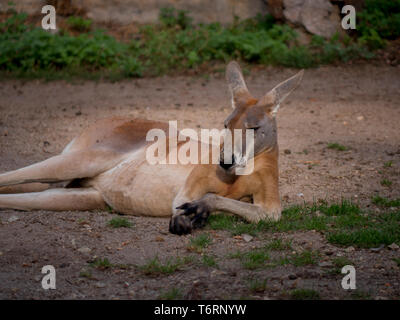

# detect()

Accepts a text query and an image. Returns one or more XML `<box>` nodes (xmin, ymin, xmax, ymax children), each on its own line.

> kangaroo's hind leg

<box><xmin>0</xmin><ymin>188</ymin><xmax>106</xmax><ymax>211</ymax></box>
<box><xmin>0</xmin><ymin>149</ymin><xmax>125</xmax><ymax>188</ymax></box>
<box><xmin>0</xmin><ymin>183</ymin><xmax>51</xmax><ymax>194</ymax></box>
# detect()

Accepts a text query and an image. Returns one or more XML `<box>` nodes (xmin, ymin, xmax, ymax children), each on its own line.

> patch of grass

<box><xmin>0</xmin><ymin>6</ymin><xmax>376</xmax><ymax>79</ymax></box>
<box><xmin>327</xmin><ymin>143</ymin><xmax>348</xmax><ymax>151</ymax></box>
<box><xmin>372</xmin><ymin>196</ymin><xmax>400</xmax><ymax>207</ymax></box>
<box><xmin>326</xmin><ymin>256</ymin><xmax>354</xmax><ymax>275</ymax></box>
<box><xmin>380</xmin><ymin>179</ymin><xmax>393</xmax><ymax>187</ymax></box>
<box><xmin>89</xmin><ymin>258</ymin><xmax>113</xmax><ymax>270</ymax></box>
<box><xmin>230</xmin><ymin>248</ymin><xmax>270</xmax><ymax>270</ymax></box>
<box><xmin>66</xmin><ymin>16</ymin><xmax>93</xmax><ymax>32</ymax></box>
<box><xmin>138</xmin><ymin>256</ymin><xmax>191</xmax><ymax>276</ymax></box>
<box><xmin>286</xmin><ymin>250</ymin><xmax>320</xmax><ymax>267</ymax></box>
<box><xmin>290</xmin><ymin>288</ymin><xmax>320</xmax><ymax>300</ymax></box>
<box><xmin>159</xmin><ymin>287</ymin><xmax>183</xmax><ymax>300</ymax></box>
<box><xmin>248</xmin><ymin>278</ymin><xmax>267</xmax><ymax>293</ymax></box>
<box><xmin>393</xmin><ymin>258</ymin><xmax>400</xmax><ymax>267</ymax></box>
<box><xmin>79</xmin><ymin>269</ymin><xmax>93</xmax><ymax>279</ymax></box>
<box><xmin>384</xmin><ymin>161</ymin><xmax>393</xmax><ymax>168</ymax></box>
<box><xmin>208</xmin><ymin>214</ymin><xmax>260</xmax><ymax>236</ymax></box>
<box><xmin>188</xmin><ymin>233</ymin><xmax>212</xmax><ymax>252</ymax></box>
<box><xmin>107</xmin><ymin>217</ymin><xmax>133</xmax><ymax>228</ymax></box>
<box><xmin>265</xmin><ymin>239</ymin><xmax>292</xmax><ymax>251</ymax></box>
<box><xmin>201</xmin><ymin>254</ymin><xmax>218</xmax><ymax>268</ymax></box>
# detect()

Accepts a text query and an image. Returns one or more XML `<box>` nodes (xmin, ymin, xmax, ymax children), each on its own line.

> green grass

<box><xmin>393</xmin><ymin>258</ymin><xmax>400</xmax><ymax>267</ymax></box>
<box><xmin>326</xmin><ymin>256</ymin><xmax>354</xmax><ymax>275</ymax></box>
<box><xmin>188</xmin><ymin>233</ymin><xmax>212</xmax><ymax>252</ymax></box>
<box><xmin>384</xmin><ymin>161</ymin><xmax>393</xmax><ymax>168</ymax></box>
<box><xmin>137</xmin><ymin>256</ymin><xmax>192</xmax><ymax>276</ymax></box>
<box><xmin>66</xmin><ymin>16</ymin><xmax>93</xmax><ymax>32</ymax></box>
<box><xmin>277</xmin><ymin>250</ymin><xmax>320</xmax><ymax>267</ymax></box>
<box><xmin>290</xmin><ymin>289</ymin><xmax>320</xmax><ymax>300</ymax></box>
<box><xmin>89</xmin><ymin>258</ymin><xmax>113</xmax><ymax>270</ymax></box>
<box><xmin>107</xmin><ymin>217</ymin><xmax>133</xmax><ymax>228</ymax></box>
<box><xmin>0</xmin><ymin>5</ymin><xmax>380</xmax><ymax>79</ymax></box>
<box><xmin>248</xmin><ymin>278</ymin><xmax>267</xmax><ymax>293</ymax></box>
<box><xmin>265</xmin><ymin>239</ymin><xmax>292</xmax><ymax>251</ymax></box>
<box><xmin>230</xmin><ymin>248</ymin><xmax>270</xmax><ymax>270</ymax></box>
<box><xmin>213</xmin><ymin>199</ymin><xmax>400</xmax><ymax>248</ymax></box>
<box><xmin>159</xmin><ymin>287</ymin><xmax>183</xmax><ymax>300</ymax></box>
<box><xmin>327</xmin><ymin>143</ymin><xmax>348</xmax><ymax>151</ymax></box>
<box><xmin>201</xmin><ymin>254</ymin><xmax>218</xmax><ymax>268</ymax></box>
<box><xmin>380</xmin><ymin>179</ymin><xmax>393</xmax><ymax>187</ymax></box>
<box><xmin>372</xmin><ymin>196</ymin><xmax>400</xmax><ymax>207</ymax></box>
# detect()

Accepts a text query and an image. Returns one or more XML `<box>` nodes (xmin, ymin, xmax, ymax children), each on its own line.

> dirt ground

<box><xmin>0</xmin><ymin>63</ymin><xmax>399</xmax><ymax>300</ymax></box>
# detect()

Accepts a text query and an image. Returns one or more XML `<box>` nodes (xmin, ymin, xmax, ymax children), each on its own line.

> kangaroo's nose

<box><xmin>219</xmin><ymin>154</ymin><xmax>235</xmax><ymax>170</ymax></box>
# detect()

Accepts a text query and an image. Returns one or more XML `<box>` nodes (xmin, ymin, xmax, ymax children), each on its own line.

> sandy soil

<box><xmin>0</xmin><ymin>63</ymin><xmax>399</xmax><ymax>300</ymax></box>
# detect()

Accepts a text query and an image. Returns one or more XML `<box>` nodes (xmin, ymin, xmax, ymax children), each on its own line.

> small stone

<box><xmin>388</xmin><ymin>243</ymin><xmax>399</xmax><ymax>250</ymax></box>
<box><xmin>297</xmin><ymin>193</ymin><xmax>304</xmax><ymax>198</ymax></box>
<box><xmin>242</xmin><ymin>234</ymin><xmax>253</xmax><ymax>242</ymax></box>
<box><xmin>371</xmin><ymin>244</ymin><xmax>385</xmax><ymax>252</ymax></box>
<box><xmin>288</xmin><ymin>274</ymin><xmax>297</xmax><ymax>280</ymax></box>
<box><xmin>77</xmin><ymin>247</ymin><xmax>91</xmax><ymax>254</ymax></box>
<box><xmin>284</xmin><ymin>149</ymin><xmax>291</xmax><ymax>154</ymax></box>
<box><xmin>319</xmin><ymin>261</ymin><xmax>333</xmax><ymax>268</ymax></box>
<box><xmin>95</xmin><ymin>282</ymin><xmax>106</xmax><ymax>288</ymax></box>
<box><xmin>8</xmin><ymin>216</ymin><xmax>19</xmax><ymax>222</ymax></box>
<box><xmin>345</xmin><ymin>246</ymin><xmax>355</xmax><ymax>253</ymax></box>
<box><xmin>356</xmin><ymin>116</ymin><xmax>364</xmax><ymax>121</ymax></box>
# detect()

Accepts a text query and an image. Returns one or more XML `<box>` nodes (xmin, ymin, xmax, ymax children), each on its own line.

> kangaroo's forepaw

<box><xmin>175</xmin><ymin>198</ymin><xmax>212</xmax><ymax>231</ymax></box>
<box><xmin>169</xmin><ymin>214</ymin><xmax>193</xmax><ymax>235</ymax></box>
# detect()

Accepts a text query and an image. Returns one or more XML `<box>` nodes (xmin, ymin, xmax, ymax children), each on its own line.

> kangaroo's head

<box><xmin>219</xmin><ymin>61</ymin><xmax>304</xmax><ymax>173</ymax></box>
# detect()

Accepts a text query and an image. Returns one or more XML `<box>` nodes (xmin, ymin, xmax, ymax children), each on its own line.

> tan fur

<box><xmin>0</xmin><ymin>62</ymin><xmax>303</xmax><ymax>232</ymax></box>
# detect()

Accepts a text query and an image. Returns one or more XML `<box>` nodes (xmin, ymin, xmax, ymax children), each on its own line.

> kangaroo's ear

<box><xmin>226</xmin><ymin>61</ymin><xmax>252</xmax><ymax>109</ymax></box>
<box><xmin>257</xmin><ymin>69</ymin><xmax>304</xmax><ymax>117</ymax></box>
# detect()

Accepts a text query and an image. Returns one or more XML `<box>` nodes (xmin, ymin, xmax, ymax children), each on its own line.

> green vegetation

<box><xmin>188</xmin><ymin>233</ymin><xmax>212</xmax><ymax>252</ymax></box>
<box><xmin>380</xmin><ymin>179</ymin><xmax>393</xmax><ymax>187</ymax></box>
<box><xmin>326</xmin><ymin>256</ymin><xmax>354</xmax><ymax>274</ymax></box>
<box><xmin>393</xmin><ymin>258</ymin><xmax>400</xmax><ymax>267</ymax></box>
<box><xmin>357</xmin><ymin>0</ymin><xmax>400</xmax><ymax>49</ymax></box>
<box><xmin>4</xmin><ymin>1</ymin><xmax>399</xmax><ymax>79</ymax></box>
<box><xmin>372</xmin><ymin>196</ymin><xmax>400</xmax><ymax>207</ymax></box>
<box><xmin>89</xmin><ymin>258</ymin><xmax>113</xmax><ymax>270</ymax></box>
<box><xmin>248</xmin><ymin>278</ymin><xmax>267</xmax><ymax>293</ymax></box>
<box><xmin>230</xmin><ymin>248</ymin><xmax>270</xmax><ymax>270</ymax></box>
<box><xmin>384</xmin><ymin>161</ymin><xmax>393</xmax><ymax>168</ymax></box>
<box><xmin>211</xmin><ymin>199</ymin><xmax>400</xmax><ymax>248</ymax></box>
<box><xmin>327</xmin><ymin>143</ymin><xmax>349</xmax><ymax>151</ymax></box>
<box><xmin>201</xmin><ymin>254</ymin><xmax>218</xmax><ymax>268</ymax></box>
<box><xmin>264</xmin><ymin>239</ymin><xmax>292</xmax><ymax>251</ymax></box>
<box><xmin>107</xmin><ymin>217</ymin><xmax>133</xmax><ymax>228</ymax></box>
<box><xmin>159</xmin><ymin>287</ymin><xmax>183</xmax><ymax>300</ymax></box>
<box><xmin>66</xmin><ymin>16</ymin><xmax>93</xmax><ymax>32</ymax></box>
<box><xmin>137</xmin><ymin>256</ymin><xmax>192</xmax><ymax>276</ymax></box>
<box><xmin>290</xmin><ymin>288</ymin><xmax>320</xmax><ymax>300</ymax></box>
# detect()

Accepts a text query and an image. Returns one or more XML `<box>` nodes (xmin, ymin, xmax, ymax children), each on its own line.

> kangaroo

<box><xmin>0</xmin><ymin>62</ymin><xmax>303</xmax><ymax>235</ymax></box>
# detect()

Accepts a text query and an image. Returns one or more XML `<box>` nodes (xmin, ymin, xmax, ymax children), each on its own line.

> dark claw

<box><xmin>169</xmin><ymin>215</ymin><xmax>192</xmax><ymax>235</ymax></box>
<box><xmin>174</xmin><ymin>200</ymin><xmax>211</xmax><ymax>232</ymax></box>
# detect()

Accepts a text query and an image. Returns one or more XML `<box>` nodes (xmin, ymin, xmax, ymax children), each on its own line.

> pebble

<box><xmin>345</xmin><ymin>246</ymin><xmax>355</xmax><ymax>253</ymax></box>
<box><xmin>77</xmin><ymin>247</ymin><xmax>91</xmax><ymax>254</ymax></box>
<box><xmin>242</xmin><ymin>234</ymin><xmax>253</xmax><ymax>242</ymax></box>
<box><xmin>288</xmin><ymin>274</ymin><xmax>297</xmax><ymax>280</ymax></box>
<box><xmin>8</xmin><ymin>216</ymin><xmax>19</xmax><ymax>222</ymax></box>
<box><xmin>319</xmin><ymin>261</ymin><xmax>333</xmax><ymax>268</ymax></box>
<box><xmin>370</xmin><ymin>244</ymin><xmax>385</xmax><ymax>252</ymax></box>
<box><xmin>95</xmin><ymin>282</ymin><xmax>106</xmax><ymax>288</ymax></box>
<box><xmin>388</xmin><ymin>243</ymin><xmax>399</xmax><ymax>250</ymax></box>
